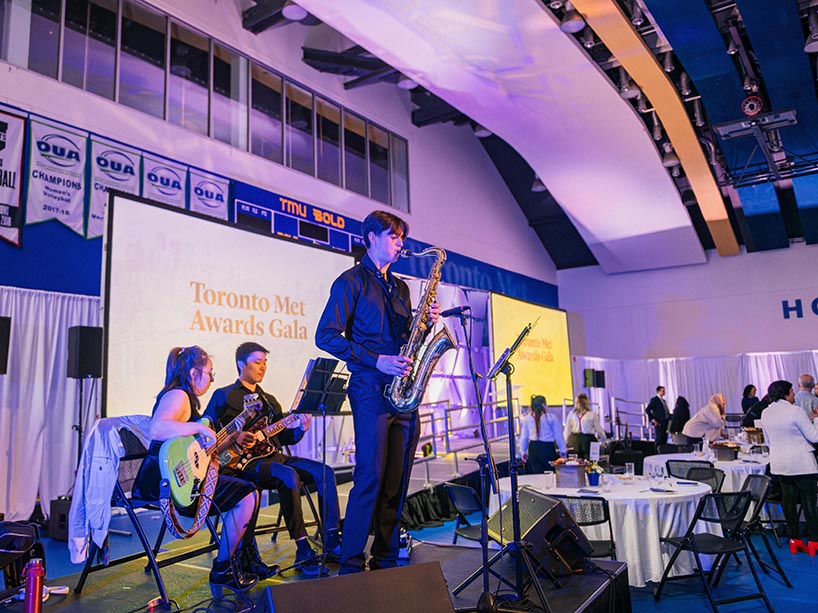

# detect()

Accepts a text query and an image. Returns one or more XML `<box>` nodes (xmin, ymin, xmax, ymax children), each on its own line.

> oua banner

<box><xmin>88</xmin><ymin>137</ymin><xmax>141</xmax><ymax>238</ymax></box>
<box><xmin>142</xmin><ymin>153</ymin><xmax>187</xmax><ymax>209</ymax></box>
<box><xmin>27</xmin><ymin>119</ymin><xmax>87</xmax><ymax>235</ymax></box>
<box><xmin>0</xmin><ymin>110</ymin><xmax>25</xmax><ymax>246</ymax></box>
<box><xmin>189</xmin><ymin>167</ymin><xmax>229</xmax><ymax>220</ymax></box>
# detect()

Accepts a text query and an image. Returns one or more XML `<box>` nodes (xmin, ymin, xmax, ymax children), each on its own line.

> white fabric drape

<box><xmin>0</xmin><ymin>286</ymin><xmax>100</xmax><ymax>520</ymax></box>
<box><xmin>573</xmin><ymin>351</ymin><xmax>818</xmax><ymax>432</ymax></box>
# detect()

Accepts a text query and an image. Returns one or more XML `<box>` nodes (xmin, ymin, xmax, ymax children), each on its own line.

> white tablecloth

<box><xmin>643</xmin><ymin>452</ymin><xmax>768</xmax><ymax>492</ymax></box>
<box><xmin>491</xmin><ymin>474</ymin><xmax>714</xmax><ymax>587</ymax></box>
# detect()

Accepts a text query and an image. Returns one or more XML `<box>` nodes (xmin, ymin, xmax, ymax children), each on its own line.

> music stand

<box><xmin>455</xmin><ymin>320</ymin><xmax>556</xmax><ymax>613</ymax></box>
<box><xmin>290</xmin><ymin>357</ymin><xmax>348</xmax><ymax>576</ymax></box>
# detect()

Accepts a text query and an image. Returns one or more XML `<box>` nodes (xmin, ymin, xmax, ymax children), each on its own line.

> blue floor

<box><xmin>406</xmin><ymin>514</ymin><xmax>818</xmax><ymax>612</ymax></box>
<box><xmin>34</xmin><ymin>508</ymin><xmax>818</xmax><ymax>612</ymax></box>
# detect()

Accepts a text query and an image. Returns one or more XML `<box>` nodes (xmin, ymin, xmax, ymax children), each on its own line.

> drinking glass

<box><xmin>625</xmin><ymin>462</ymin><xmax>635</xmax><ymax>480</ymax></box>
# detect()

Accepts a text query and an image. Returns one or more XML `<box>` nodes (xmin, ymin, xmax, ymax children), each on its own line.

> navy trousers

<box><xmin>340</xmin><ymin>373</ymin><xmax>420</xmax><ymax>574</ymax></box>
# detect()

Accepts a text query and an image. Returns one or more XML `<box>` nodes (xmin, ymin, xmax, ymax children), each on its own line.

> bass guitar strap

<box><xmin>158</xmin><ymin>456</ymin><xmax>219</xmax><ymax>539</ymax></box>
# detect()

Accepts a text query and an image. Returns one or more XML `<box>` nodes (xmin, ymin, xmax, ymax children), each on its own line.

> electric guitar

<box><xmin>218</xmin><ymin>412</ymin><xmax>302</xmax><ymax>471</ymax></box>
<box><xmin>159</xmin><ymin>393</ymin><xmax>262</xmax><ymax>507</ymax></box>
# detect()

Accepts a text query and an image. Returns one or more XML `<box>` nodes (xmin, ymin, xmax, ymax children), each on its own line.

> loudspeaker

<box><xmin>265</xmin><ymin>562</ymin><xmax>454</xmax><ymax>613</ymax></box>
<box><xmin>48</xmin><ymin>498</ymin><xmax>71</xmax><ymax>542</ymax></box>
<box><xmin>583</xmin><ymin>368</ymin><xmax>594</xmax><ymax>388</ymax></box>
<box><xmin>67</xmin><ymin>326</ymin><xmax>103</xmax><ymax>379</ymax></box>
<box><xmin>594</xmin><ymin>370</ymin><xmax>606</xmax><ymax>388</ymax></box>
<box><xmin>487</xmin><ymin>487</ymin><xmax>593</xmax><ymax>577</ymax></box>
<box><xmin>0</xmin><ymin>316</ymin><xmax>9</xmax><ymax>375</ymax></box>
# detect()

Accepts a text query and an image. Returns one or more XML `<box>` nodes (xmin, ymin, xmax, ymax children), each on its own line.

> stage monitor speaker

<box><xmin>0</xmin><ymin>316</ymin><xmax>9</xmax><ymax>375</ymax></box>
<box><xmin>487</xmin><ymin>487</ymin><xmax>593</xmax><ymax>578</ymax></box>
<box><xmin>67</xmin><ymin>326</ymin><xmax>103</xmax><ymax>379</ymax></box>
<box><xmin>265</xmin><ymin>562</ymin><xmax>454</xmax><ymax>613</ymax></box>
<box><xmin>583</xmin><ymin>368</ymin><xmax>594</xmax><ymax>388</ymax></box>
<box><xmin>594</xmin><ymin>370</ymin><xmax>606</xmax><ymax>388</ymax></box>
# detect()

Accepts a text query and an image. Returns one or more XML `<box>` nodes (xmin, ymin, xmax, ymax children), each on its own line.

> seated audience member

<box><xmin>794</xmin><ymin>374</ymin><xmax>818</xmax><ymax>420</ymax></box>
<box><xmin>564</xmin><ymin>393</ymin><xmax>607</xmax><ymax>459</ymax></box>
<box><xmin>761</xmin><ymin>380</ymin><xmax>818</xmax><ymax>553</ymax></box>
<box><xmin>520</xmin><ymin>395</ymin><xmax>567</xmax><ymax>473</ymax></box>
<box><xmin>134</xmin><ymin>346</ymin><xmax>268</xmax><ymax>595</ymax></box>
<box><xmin>682</xmin><ymin>393</ymin><xmax>726</xmax><ymax>444</ymax></box>
<box><xmin>669</xmin><ymin>396</ymin><xmax>691</xmax><ymax>444</ymax></box>
<box><xmin>204</xmin><ymin>342</ymin><xmax>341</xmax><ymax>576</ymax></box>
<box><xmin>741</xmin><ymin>384</ymin><xmax>760</xmax><ymax>415</ymax></box>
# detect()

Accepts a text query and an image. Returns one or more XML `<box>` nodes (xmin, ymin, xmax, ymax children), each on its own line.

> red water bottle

<box><xmin>23</xmin><ymin>558</ymin><xmax>44</xmax><ymax>613</ymax></box>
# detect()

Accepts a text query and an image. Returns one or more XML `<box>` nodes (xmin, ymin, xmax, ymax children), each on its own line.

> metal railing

<box><xmin>610</xmin><ymin>396</ymin><xmax>649</xmax><ymax>440</ymax></box>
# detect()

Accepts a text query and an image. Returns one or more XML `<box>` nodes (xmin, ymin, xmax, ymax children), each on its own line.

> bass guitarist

<box><xmin>203</xmin><ymin>341</ymin><xmax>341</xmax><ymax>576</ymax></box>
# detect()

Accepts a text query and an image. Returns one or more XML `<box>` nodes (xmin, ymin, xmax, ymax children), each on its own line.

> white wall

<box><xmin>2</xmin><ymin>0</ymin><xmax>556</xmax><ymax>285</ymax></box>
<box><xmin>558</xmin><ymin>243</ymin><xmax>818</xmax><ymax>359</ymax></box>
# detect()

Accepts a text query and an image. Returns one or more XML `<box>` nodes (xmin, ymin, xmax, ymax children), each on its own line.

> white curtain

<box><xmin>573</xmin><ymin>351</ymin><xmax>818</xmax><ymax>432</ymax></box>
<box><xmin>0</xmin><ymin>286</ymin><xmax>100</xmax><ymax>521</ymax></box>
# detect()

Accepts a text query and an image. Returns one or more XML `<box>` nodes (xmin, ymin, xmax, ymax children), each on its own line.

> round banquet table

<box><xmin>490</xmin><ymin>473</ymin><xmax>714</xmax><ymax>587</ymax></box>
<box><xmin>643</xmin><ymin>452</ymin><xmax>769</xmax><ymax>492</ymax></box>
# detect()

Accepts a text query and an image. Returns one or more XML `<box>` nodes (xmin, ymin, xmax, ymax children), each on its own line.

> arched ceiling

<box><xmin>277</xmin><ymin>0</ymin><xmax>818</xmax><ymax>273</ymax></box>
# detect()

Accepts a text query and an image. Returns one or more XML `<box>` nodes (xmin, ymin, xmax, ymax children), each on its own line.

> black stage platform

<box><xmin>1</xmin><ymin>542</ymin><xmax>628</xmax><ymax>613</ymax></box>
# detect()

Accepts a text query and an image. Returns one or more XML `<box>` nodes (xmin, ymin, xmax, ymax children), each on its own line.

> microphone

<box><xmin>441</xmin><ymin>305</ymin><xmax>471</xmax><ymax>318</ymax></box>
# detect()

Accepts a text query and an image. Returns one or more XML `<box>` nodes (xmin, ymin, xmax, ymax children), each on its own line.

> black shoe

<box><xmin>240</xmin><ymin>540</ymin><xmax>280</xmax><ymax>580</ymax></box>
<box><xmin>325</xmin><ymin>544</ymin><xmax>342</xmax><ymax>564</ymax></box>
<box><xmin>209</xmin><ymin>558</ymin><xmax>258</xmax><ymax>597</ymax></box>
<box><xmin>294</xmin><ymin>540</ymin><xmax>328</xmax><ymax>576</ymax></box>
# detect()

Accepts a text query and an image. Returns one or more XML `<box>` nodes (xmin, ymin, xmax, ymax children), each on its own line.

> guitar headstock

<box><xmin>242</xmin><ymin>393</ymin><xmax>263</xmax><ymax>414</ymax></box>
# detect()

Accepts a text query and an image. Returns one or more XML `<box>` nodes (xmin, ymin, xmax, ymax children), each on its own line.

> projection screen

<box><xmin>102</xmin><ymin>193</ymin><xmax>353</xmax><ymax>417</ymax></box>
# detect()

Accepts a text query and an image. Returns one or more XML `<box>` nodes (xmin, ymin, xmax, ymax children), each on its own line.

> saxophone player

<box><xmin>315</xmin><ymin>210</ymin><xmax>440</xmax><ymax>575</ymax></box>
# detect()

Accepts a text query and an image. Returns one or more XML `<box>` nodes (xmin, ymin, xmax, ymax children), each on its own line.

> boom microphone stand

<box><xmin>454</xmin><ymin>320</ymin><xmax>554</xmax><ymax>613</ymax></box>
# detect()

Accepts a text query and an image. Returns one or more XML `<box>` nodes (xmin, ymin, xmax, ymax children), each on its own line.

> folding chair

<box><xmin>552</xmin><ymin>495</ymin><xmax>616</xmax><ymax>560</ymax></box>
<box><xmin>74</xmin><ymin>428</ymin><xmax>169</xmax><ymax>603</ymax></box>
<box><xmin>263</xmin><ymin>483</ymin><xmax>323</xmax><ymax>543</ymax></box>
<box><xmin>686</xmin><ymin>467</ymin><xmax>726</xmax><ymax>493</ymax></box>
<box><xmin>666</xmin><ymin>459</ymin><xmax>714</xmax><ymax>479</ymax></box>
<box><xmin>653</xmin><ymin>491</ymin><xmax>773</xmax><ymax>612</ymax></box>
<box><xmin>443</xmin><ymin>482</ymin><xmax>484</xmax><ymax>545</ymax></box>
<box><xmin>712</xmin><ymin>474</ymin><xmax>791</xmax><ymax>588</ymax></box>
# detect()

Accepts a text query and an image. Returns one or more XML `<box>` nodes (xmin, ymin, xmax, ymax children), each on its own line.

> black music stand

<box><xmin>289</xmin><ymin>357</ymin><xmax>348</xmax><ymax>576</ymax></box>
<box><xmin>455</xmin><ymin>320</ymin><xmax>555</xmax><ymax>613</ymax></box>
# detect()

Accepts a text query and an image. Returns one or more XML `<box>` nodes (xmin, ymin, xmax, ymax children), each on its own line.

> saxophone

<box><xmin>386</xmin><ymin>247</ymin><xmax>456</xmax><ymax>413</ymax></box>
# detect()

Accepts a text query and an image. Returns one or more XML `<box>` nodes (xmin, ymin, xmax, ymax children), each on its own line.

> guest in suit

<box><xmin>761</xmin><ymin>380</ymin><xmax>818</xmax><ymax>553</ymax></box>
<box><xmin>741</xmin><ymin>385</ymin><xmax>759</xmax><ymax>415</ymax></box>
<box><xmin>669</xmin><ymin>396</ymin><xmax>690</xmax><ymax>445</ymax></box>
<box><xmin>564</xmin><ymin>393</ymin><xmax>606</xmax><ymax>459</ymax></box>
<box><xmin>646</xmin><ymin>386</ymin><xmax>671</xmax><ymax>450</ymax></box>
<box><xmin>520</xmin><ymin>395</ymin><xmax>567</xmax><ymax>473</ymax></box>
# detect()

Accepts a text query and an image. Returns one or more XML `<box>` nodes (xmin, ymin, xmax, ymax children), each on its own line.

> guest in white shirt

<box><xmin>520</xmin><ymin>395</ymin><xmax>567</xmax><ymax>473</ymax></box>
<box><xmin>682</xmin><ymin>393</ymin><xmax>726</xmax><ymax>443</ymax></box>
<box><xmin>761</xmin><ymin>379</ymin><xmax>818</xmax><ymax>553</ymax></box>
<box><xmin>563</xmin><ymin>393</ymin><xmax>607</xmax><ymax>459</ymax></box>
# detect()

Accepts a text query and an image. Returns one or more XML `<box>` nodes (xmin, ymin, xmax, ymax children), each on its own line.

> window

<box><xmin>250</xmin><ymin>63</ymin><xmax>283</xmax><ymax>164</ymax></box>
<box><xmin>213</xmin><ymin>43</ymin><xmax>247</xmax><ymax>148</ymax></box>
<box><xmin>0</xmin><ymin>0</ymin><xmax>61</xmax><ymax>79</ymax></box>
<box><xmin>369</xmin><ymin>123</ymin><xmax>390</xmax><ymax>204</ymax></box>
<box><xmin>316</xmin><ymin>97</ymin><xmax>340</xmax><ymax>185</ymax></box>
<box><xmin>119</xmin><ymin>0</ymin><xmax>166</xmax><ymax>119</ymax></box>
<box><xmin>62</xmin><ymin>0</ymin><xmax>117</xmax><ymax>99</ymax></box>
<box><xmin>390</xmin><ymin>134</ymin><xmax>409</xmax><ymax>213</ymax></box>
<box><xmin>168</xmin><ymin>22</ymin><xmax>209</xmax><ymax>136</ymax></box>
<box><xmin>344</xmin><ymin>111</ymin><xmax>367</xmax><ymax>197</ymax></box>
<box><xmin>285</xmin><ymin>82</ymin><xmax>314</xmax><ymax>176</ymax></box>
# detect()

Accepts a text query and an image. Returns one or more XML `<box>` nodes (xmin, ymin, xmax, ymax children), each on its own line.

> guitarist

<box><xmin>204</xmin><ymin>341</ymin><xmax>341</xmax><ymax>576</ymax></box>
<box><xmin>133</xmin><ymin>346</ymin><xmax>276</xmax><ymax>595</ymax></box>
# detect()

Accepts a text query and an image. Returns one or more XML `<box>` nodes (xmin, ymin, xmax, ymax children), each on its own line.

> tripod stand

<box><xmin>286</xmin><ymin>357</ymin><xmax>348</xmax><ymax>576</ymax></box>
<box><xmin>453</xmin><ymin>320</ymin><xmax>556</xmax><ymax>613</ymax></box>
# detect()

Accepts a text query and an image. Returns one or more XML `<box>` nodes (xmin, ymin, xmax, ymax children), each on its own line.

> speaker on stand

<box><xmin>67</xmin><ymin>326</ymin><xmax>103</xmax><ymax>470</ymax></box>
